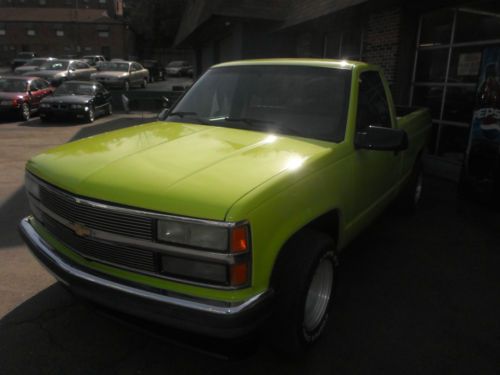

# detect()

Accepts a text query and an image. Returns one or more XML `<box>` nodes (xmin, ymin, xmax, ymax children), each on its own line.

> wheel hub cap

<box><xmin>304</xmin><ymin>258</ymin><xmax>334</xmax><ymax>332</ymax></box>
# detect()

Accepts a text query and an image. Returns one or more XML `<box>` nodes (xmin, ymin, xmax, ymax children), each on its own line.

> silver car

<box><xmin>14</xmin><ymin>57</ymin><xmax>56</xmax><ymax>75</ymax></box>
<box><xmin>90</xmin><ymin>61</ymin><xmax>149</xmax><ymax>91</ymax></box>
<box><xmin>22</xmin><ymin>59</ymin><xmax>97</xmax><ymax>86</ymax></box>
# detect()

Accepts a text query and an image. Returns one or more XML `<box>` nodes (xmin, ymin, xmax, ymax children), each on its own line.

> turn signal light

<box><xmin>230</xmin><ymin>262</ymin><xmax>249</xmax><ymax>286</ymax></box>
<box><xmin>230</xmin><ymin>225</ymin><xmax>249</xmax><ymax>253</ymax></box>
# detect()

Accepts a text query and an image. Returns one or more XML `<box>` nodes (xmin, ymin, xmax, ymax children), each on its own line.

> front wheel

<box><xmin>141</xmin><ymin>78</ymin><xmax>148</xmax><ymax>89</ymax></box>
<box><xmin>270</xmin><ymin>229</ymin><xmax>336</xmax><ymax>354</ymax></box>
<box><xmin>105</xmin><ymin>103</ymin><xmax>112</xmax><ymax>116</ymax></box>
<box><xmin>86</xmin><ymin>105</ymin><xmax>95</xmax><ymax>123</ymax></box>
<box><xmin>20</xmin><ymin>102</ymin><xmax>30</xmax><ymax>121</ymax></box>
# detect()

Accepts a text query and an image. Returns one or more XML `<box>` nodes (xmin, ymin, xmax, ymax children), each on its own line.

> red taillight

<box><xmin>230</xmin><ymin>225</ymin><xmax>249</xmax><ymax>253</ymax></box>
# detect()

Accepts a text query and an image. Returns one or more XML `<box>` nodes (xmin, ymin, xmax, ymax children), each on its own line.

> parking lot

<box><xmin>0</xmin><ymin>111</ymin><xmax>499</xmax><ymax>374</ymax></box>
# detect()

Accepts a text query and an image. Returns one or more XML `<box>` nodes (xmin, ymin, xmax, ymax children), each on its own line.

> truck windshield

<box><xmin>166</xmin><ymin>65</ymin><xmax>351</xmax><ymax>142</ymax></box>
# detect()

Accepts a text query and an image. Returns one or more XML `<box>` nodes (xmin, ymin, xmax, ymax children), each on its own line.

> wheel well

<box><xmin>270</xmin><ymin>210</ymin><xmax>340</xmax><ymax>287</ymax></box>
<box><xmin>303</xmin><ymin>209</ymin><xmax>340</xmax><ymax>242</ymax></box>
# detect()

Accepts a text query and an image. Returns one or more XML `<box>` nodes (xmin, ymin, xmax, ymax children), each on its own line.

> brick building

<box><xmin>175</xmin><ymin>0</ymin><xmax>500</xmax><ymax>179</ymax></box>
<box><xmin>0</xmin><ymin>0</ymin><xmax>130</xmax><ymax>63</ymax></box>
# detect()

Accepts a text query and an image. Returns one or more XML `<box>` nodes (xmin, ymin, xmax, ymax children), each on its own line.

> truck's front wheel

<box><xmin>270</xmin><ymin>229</ymin><xmax>336</xmax><ymax>354</ymax></box>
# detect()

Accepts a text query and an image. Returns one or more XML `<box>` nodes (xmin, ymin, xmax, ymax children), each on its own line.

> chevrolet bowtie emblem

<box><xmin>72</xmin><ymin>222</ymin><xmax>91</xmax><ymax>237</ymax></box>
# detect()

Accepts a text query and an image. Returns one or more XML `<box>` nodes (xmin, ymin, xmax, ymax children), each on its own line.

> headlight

<box><xmin>70</xmin><ymin>104</ymin><xmax>83</xmax><ymax>109</ymax></box>
<box><xmin>157</xmin><ymin>220</ymin><xmax>229</xmax><ymax>251</ymax></box>
<box><xmin>25</xmin><ymin>174</ymin><xmax>40</xmax><ymax>199</ymax></box>
<box><xmin>0</xmin><ymin>100</ymin><xmax>13</xmax><ymax>106</ymax></box>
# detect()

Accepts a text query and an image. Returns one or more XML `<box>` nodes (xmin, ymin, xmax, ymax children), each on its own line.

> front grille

<box><xmin>42</xmin><ymin>213</ymin><xmax>157</xmax><ymax>273</ymax></box>
<box><xmin>39</xmin><ymin>184</ymin><xmax>154</xmax><ymax>241</ymax></box>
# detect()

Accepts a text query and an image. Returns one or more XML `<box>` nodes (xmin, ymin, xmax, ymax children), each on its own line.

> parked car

<box><xmin>0</xmin><ymin>76</ymin><xmax>53</xmax><ymax>121</ymax></box>
<box><xmin>141</xmin><ymin>60</ymin><xmax>166</xmax><ymax>82</ymax></box>
<box><xmin>23</xmin><ymin>59</ymin><xmax>96</xmax><ymax>86</ymax></box>
<box><xmin>165</xmin><ymin>60</ymin><xmax>192</xmax><ymax>76</ymax></box>
<box><xmin>39</xmin><ymin>81</ymin><xmax>112</xmax><ymax>123</ymax></box>
<box><xmin>14</xmin><ymin>57</ymin><xmax>57</xmax><ymax>75</ymax></box>
<box><xmin>20</xmin><ymin>59</ymin><xmax>431</xmax><ymax>354</ymax></box>
<box><xmin>11</xmin><ymin>52</ymin><xmax>37</xmax><ymax>71</ymax></box>
<box><xmin>91</xmin><ymin>61</ymin><xmax>149</xmax><ymax>91</ymax></box>
<box><xmin>82</xmin><ymin>55</ymin><xmax>106</xmax><ymax>67</ymax></box>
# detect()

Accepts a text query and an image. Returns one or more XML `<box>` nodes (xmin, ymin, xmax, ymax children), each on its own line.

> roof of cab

<box><xmin>212</xmin><ymin>58</ymin><xmax>369</xmax><ymax>70</ymax></box>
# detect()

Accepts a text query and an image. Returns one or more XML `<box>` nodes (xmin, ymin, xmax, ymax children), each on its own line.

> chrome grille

<box><xmin>39</xmin><ymin>184</ymin><xmax>154</xmax><ymax>241</ymax></box>
<box><xmin>42</xmin><ymin>213</ymin><xmax>157</xmax><ymax>273</ymax></box>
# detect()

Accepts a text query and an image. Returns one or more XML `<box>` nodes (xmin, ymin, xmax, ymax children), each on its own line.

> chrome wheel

<box><xmin>88</xmin><ymin>107</ymin><xmax>95</xmax><ymax>122</ymax></box>
<box><xmin>21</xmin><ymin>103</ymin><xmax>30</xmax><ymax>121</ymax></box>
<box><xmin>414</xmin><ymin>171</ymin><xmax>423</xmax><ymax>206</ymax></box>
<box><xmin>303</xmin><ymin>257</ymin><xmax>334</xmax><ymax>332</ymax></box>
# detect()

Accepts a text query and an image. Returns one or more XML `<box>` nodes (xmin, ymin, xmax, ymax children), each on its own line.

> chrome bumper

<box><xmin>19</xmin><ymin>217</ymin><xmax>272</xmax><ymax>337</ymax></box>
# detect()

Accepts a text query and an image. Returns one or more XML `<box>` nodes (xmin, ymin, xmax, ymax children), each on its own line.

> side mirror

<box><xmin>158</xmin><ymin>108</ymin><xmax>169</xmax><ymax>120</ymax></box>
<box><xmin>355</xmin><ymin>126</ymin><xmax>408</xmax><ymax>151</ymax></box>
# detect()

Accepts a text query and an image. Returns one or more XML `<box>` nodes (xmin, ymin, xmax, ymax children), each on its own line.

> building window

<box><xmin>26</xmin><ymin>29</ymin><xmax>36</xmax><ymax>36</ymax></box>
<box><xmin>410</xmin><ymin>5</ymin><xmax>500</xmax><ymax>160</ymax></box>
<box><xmin>99</xmin><ymin>0</ymin><xmax>107</xmax><ymax>3</ymax></box>
<box><xmin>0</xmin><ymin>28</ymin><xmax>5</xmax><ymax>36</ymax></box>
<box><xmin>98</xmin><ymin>31</ymin><xmax>109</xmax><ymax>38</ymax></box>
<box><xmin>39</xmin><ymin>0</ymin><xmax>46</xmax><ymax>5</ymax></box>
<box><xmin>56</xmin><ymin>30</ymin><xmax>64</xmax><ymax>37</ymax></box>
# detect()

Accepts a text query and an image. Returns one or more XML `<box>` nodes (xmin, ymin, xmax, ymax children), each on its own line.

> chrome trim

<box><xmin>20</xmin><ymin>217</ymin><xmax>268</xmax><ymax>315</ymax></box>
<box><xmin>27</xmin><ymin>172</ymin><xmax>241</xmax><ymax>229</ymax></box>
<box><xmin>32</xmin><ymin>199</ymin><xmax>241</xmax><ymax>265</ymax></box>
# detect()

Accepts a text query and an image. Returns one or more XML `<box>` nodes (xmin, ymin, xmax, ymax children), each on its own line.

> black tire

<box><xmin>20</xmin><ymin>102</ymin><xmax>30</xmax><ymax>121</ymax></box>
<box><xmin>398</xmin><ymin>158</ymin><xmax>424</xmax><ymax>214</ymax></box>
<box><xmin>105</xmin><ymin>103</ymin><xmax>113</xmax><ymax>116</ymax></box>
<box><xmin>141</xmin><ymin>78</ymin><xmax>147</xmax><ymax>89</ymax></box>
<box><xmin>270</xmin><ymin>229</ymin><xmax>336</xmax><ymax>354</ymax></box>
<box><xmin>87</xmin><ymin>105</ymin><xmax>95</xmax><ymax>123</ymax></box>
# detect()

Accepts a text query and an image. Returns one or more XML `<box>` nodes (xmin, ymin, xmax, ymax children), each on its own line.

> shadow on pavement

<box><xmin>0</xmin><ymin>114</ymin><xmax>156</xmax><ymax>250</ymax></box>
<box><xmin>1</xmin><ymin>177</ymin><xmax>499</xmax><ymax>374</ymax></box>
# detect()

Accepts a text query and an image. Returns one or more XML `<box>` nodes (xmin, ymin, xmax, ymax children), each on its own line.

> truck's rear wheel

<box><xmin>270</xmin><ymin>229</ymin><xmax>336</xmax><ymax>354</ymax></box>
<box><xmin>398</xmin><ymin>158</ymin><xmax>423</xmax><ymax>214</ymax></box>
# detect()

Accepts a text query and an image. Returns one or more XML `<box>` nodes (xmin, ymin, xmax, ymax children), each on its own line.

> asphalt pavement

<box><xmin>0</xmin><ymin>113</ymin><xmax>499</xmax><ymax>374</ymax></box>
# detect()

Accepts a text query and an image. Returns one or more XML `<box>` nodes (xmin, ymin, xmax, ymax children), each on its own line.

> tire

<box><xmin>87</xmin><ymin>105</ymin><xmax>95</xmax><ymax>123</ymax></box>
<box><xmin>20</xmin><ymin>102</ymin><xmax>30</xmax><ymax>121</ymax></box>
<box><xmin>270</xmin><ymin>229</ymin><xmax>336</xmax><ymax>354</ymax></box>
<box><xmin>141</xmin><ymin>78</ymin><xmax>147</xmax><ymax>89</ymax></box>
<box><xmin>105</xmin><ymin>103</ymin><xmax>113</xmax><ymax>116</ymax></box>
<box><xmin>398</xmin><ymin>158</ymin><xmax>424</xmax><ymax>214</ymax></box>
<box><xmin>124</xmin><ymin>81</ymin><xmax>130</xmax><ymax>91</ymax></box>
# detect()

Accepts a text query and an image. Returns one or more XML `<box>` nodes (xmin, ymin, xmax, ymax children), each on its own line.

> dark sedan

<box><xmin>0</xmin><ymin>76</ymin><xmax>54</xmax><ymax>121</ymax></box>
<box><xmin>39</xmin><ymin>81</ymin><xmax>112</xmax><ymax>123</ymax></box>
<box><xmin>141</xmin><ymin>60</ymin><xmax>166</xmax><ymax>82</ymax></box>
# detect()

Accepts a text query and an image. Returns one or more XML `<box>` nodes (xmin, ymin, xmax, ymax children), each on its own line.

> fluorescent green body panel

<box><xmin>26</xmin><ymin>59</ymin><xmax>432</xmax><ymax>302</ymax></box>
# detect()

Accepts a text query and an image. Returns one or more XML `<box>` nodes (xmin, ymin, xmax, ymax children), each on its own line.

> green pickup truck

<box><xmin>20</xmin><ymin>59</ymin><xmax>431</xmax><ymax>353</ymax></box>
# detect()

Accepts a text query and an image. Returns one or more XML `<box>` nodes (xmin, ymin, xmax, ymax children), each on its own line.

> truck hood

<box><xmin>27</xmin><ymin>121</ymin><xmax>333</xmax><ymax>220</ymax></box>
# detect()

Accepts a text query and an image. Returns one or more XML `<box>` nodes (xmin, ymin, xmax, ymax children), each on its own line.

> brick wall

<box><xmin>362</xmin><ymin>7</ymin><xmax>402</xmax><ymax>86</ymax></box>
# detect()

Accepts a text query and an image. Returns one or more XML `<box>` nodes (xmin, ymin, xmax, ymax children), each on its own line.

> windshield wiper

<box><xmin>168</xmin><ymin>111</ymin><xmax>208</xmax><ymax>125</ymax></box>
<box><xmin>223</xmin><ymin>116</ymin><xmax>274</xmax><ymax>126</ymax></box>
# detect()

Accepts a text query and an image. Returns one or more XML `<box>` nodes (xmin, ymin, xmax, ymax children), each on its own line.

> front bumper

<box><xmin>39</xmin><ymin>107</ymin><xmax>87</xmax><ymax>120</ymax></box>
<box><xmin>19</xmin><ymin>217</ymin><xmax>273</xmax><ymax>338</ymax></box>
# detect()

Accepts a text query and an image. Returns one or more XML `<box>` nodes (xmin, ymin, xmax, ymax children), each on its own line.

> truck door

<box><xmin>348</xmin><ymin>70</ymin><xmax>402</xmax><ymax>224</ymax></box>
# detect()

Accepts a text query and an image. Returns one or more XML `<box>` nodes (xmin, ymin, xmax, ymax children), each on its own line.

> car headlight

<box><xmin>0</xmin><ymin>100</ymin><xmax>13</xmax><ymax>106</ymax></box>
<box><xmin>70</xmin><ymin>104</ymin><xmax>83</xmax><ymax>109</ymax></box>
<box><xmin>25</xmin><ymin>174</ymin><xmax>40</xmax><ymax>199</ymax></box>
<box><xmin>157</xmin><ymin>220</ymin><xmax>229</xmax><ymax>252</ymax></box>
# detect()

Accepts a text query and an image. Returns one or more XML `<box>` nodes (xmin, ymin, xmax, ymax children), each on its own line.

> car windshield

<box><xmin>40</xmin><ymin>60</ymin><xmax>69</xmax><ymax>71</ymax></box>
<box><xmin>168</xmin><ymin>61</ymin><xmax>184</xmax><ymax>67</ymax></box>
<box><xmin>165</xmin><ymin>65</ymin><xmax>352</xmax><ymax>142</ymax></box>
<box><xmin>54</xmin><ymin>82</ymin><xmax>95</xmax><ymax>96</ymax></box>
<box><xmin>0</xmin><ymin>78</ymin><xmax>27</xmax><ymax>92</ymax></box>
<box><xmin>98</xmin><ymin>62</ymin><xmax>129</xmax><ymax>71</ymax></box>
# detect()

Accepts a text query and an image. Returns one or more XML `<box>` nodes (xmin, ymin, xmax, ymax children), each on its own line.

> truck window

<box><xmin>356</xmin><ymin>71</ymin><xmax>391</xmax><ymax>129</ymax></box>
